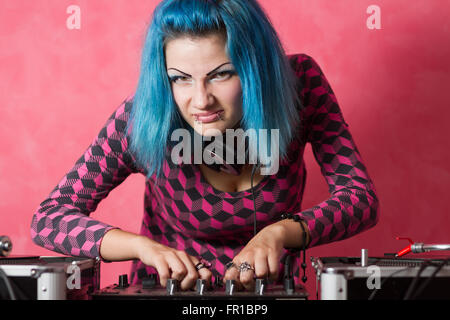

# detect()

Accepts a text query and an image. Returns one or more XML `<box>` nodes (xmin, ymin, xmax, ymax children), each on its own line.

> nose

<box><xmin>192</xmin><ymin>81</ymin><xmax>213</xmax><ymax>109</ymax></box>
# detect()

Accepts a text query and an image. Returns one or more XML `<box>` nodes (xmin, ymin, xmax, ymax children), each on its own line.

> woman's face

<box><xmin>165</xmin><ymin>34</ymin><xmax>243</xmax><ymax>136</ymax></box>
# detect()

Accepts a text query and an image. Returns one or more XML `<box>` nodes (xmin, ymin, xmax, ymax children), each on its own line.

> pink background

<box><xmin>1</xmin><ymin>0</ymin><xmax>449</xmax><ymax>298</ymax></box>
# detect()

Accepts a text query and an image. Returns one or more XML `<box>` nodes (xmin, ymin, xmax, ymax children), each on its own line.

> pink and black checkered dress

<box><xmin>31</xmin><ymin>54</ymin><xmax>379</xmax><ymax>284</ymax></box>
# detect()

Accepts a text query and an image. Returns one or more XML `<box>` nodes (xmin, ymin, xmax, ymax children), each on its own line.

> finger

<box><xmin>197</xmin><ymin>262</ymin><xmax>213</xmax><ymax>286</ymax></box>
<box><xmin>176</xmin><ymin>252</ymin><xmax>198</xmax><ymax>290</ymax></box>
<box><xmin>195</xmin><ymin>265</ymin><xmax>213</xmax><ymax>290</ymax></box>
<box><xmin>152</xmin><ymin>258</ymin><xmax>170</xmax><ymax>287</ymax></box>
<box><xmin>165</xmin><ymin>252</ymin><xmax>187</xmax><ymax>282</ymax></box>
<box><xmin>238</xmin><ymin>261</ymin><xmax>255</xmax><ymax>291</ymax></box>
<box><xmin>223</xmin><ymin>261</ymin><xmax>244</xmax><ymax>291</ymax></box>
<box><xmin>267</xmin><ymin>250</ymin><xmax>280</xmax><ymax>282</ymax></box>
<box><xmin>223</xmin><ymin>261</ymin><xmax>239</xmax><ymax>280</ymax></box>
<box><xmin>254</xmin><ymin>251</ymin><xmax>269</xmax><ymax>279</ymax></box>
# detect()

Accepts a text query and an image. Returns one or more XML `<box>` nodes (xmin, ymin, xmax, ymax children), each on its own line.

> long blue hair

<box><xmin>127</xmin><ymin>0</ymin><xmax>301</xmax><ymax>179</ymax></box>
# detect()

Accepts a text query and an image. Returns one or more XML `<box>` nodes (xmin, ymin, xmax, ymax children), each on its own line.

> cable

<box><xmin>368</xmin><ymin>258</ymin><xmax>450</xmax><ymax>300</ymax></box>
<box><xmin>250</xmin><ymin>161</ymin><xmax>309</xmax><ymax>284</ymax></box>
<box><xmin>250</xmin><ymin>162</ymin><xmax>261</xmax><ymax>236</ymax></box>
<box><xmin>297</xmin><ymin>219</ymin><xmax>308</xmax><ymax>283</ymax></box>
<box><xmin>280</xmin><ymin>213</ymin><xmax>308</xmax><ymax>284</ymax></box>
<box><xmin>281</xmin><ymin>253</ymin><xmax>293</xmax><ymax>279</ymax></box>
<box><xmin>368</xmin><ymin>266</ymin><xmax>415</xmax><ymax>300</ymax></box>
<box><xmin>410</xmin><ymin>258</ymin><xmax>450</xmax><ymax>300</ymax></box>
<box><xmin>403</xmin><ymin>261</ymin><xmax>430</xmax><ymax>300</ymax></box>
<box><xmin>0</xmin><ymin>267</ymin><xmax>16</xmax><ymax>300</ymax></box>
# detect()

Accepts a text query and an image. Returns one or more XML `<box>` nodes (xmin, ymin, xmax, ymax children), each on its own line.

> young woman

<box><xmin>31</xmin><ymin>0</ymin><xmax>379</xmax><ymax>292</ymax></box>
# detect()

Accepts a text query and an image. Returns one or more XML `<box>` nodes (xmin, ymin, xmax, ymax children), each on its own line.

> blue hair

<box><xmin>127</xmin><ymin>0</ymin><xmax>301</xmax><ymax>179</ymax></box>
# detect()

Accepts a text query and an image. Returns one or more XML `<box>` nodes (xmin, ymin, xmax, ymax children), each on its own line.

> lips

<box><xmin>193</xmin><ymin>110</ymin><xmax>224</xmax><ymax>123</ymax></box>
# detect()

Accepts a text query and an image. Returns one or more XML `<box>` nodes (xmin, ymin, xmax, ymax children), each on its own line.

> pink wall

<box><xmin>1</xmin><ymin>0</ymin><xmax>449</xmax><ymax>298</ymax></box>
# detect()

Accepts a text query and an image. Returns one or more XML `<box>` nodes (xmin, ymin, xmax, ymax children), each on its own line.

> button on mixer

<box><xmin>142</xmin><ymin>273</ymin><xmax>157</xmax><ymax>289</ymax></box>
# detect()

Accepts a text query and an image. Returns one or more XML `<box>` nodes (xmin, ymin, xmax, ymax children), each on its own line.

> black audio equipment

<box><xmin>90</xmin><ymin>275</ymin><xmax>308</xmax><ymax>300</ymax></box>
<box><xmin>0</xmin><ymin>256</ymin><xmax>100</xmax><ymax>300</ymax></box>
<box><xmin>312</xmin><ymin>254</ymin><xmax>450</xmax><ymax>300</ymax></box>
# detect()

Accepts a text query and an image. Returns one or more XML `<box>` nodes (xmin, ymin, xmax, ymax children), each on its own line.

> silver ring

<box><xmin>238</xmin><ymin>262</ymin><xmax>254</xmax><ymax>273</ymax></box>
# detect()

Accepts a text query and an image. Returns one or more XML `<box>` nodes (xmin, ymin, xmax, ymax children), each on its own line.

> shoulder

<box><xmin>109</xmin><ymin>94</ymin><xmax>134</xmax><ymax>123</ymax></box>
<box><xmin>286</xmin><ymin>53</ymin><xmax>336</xmax><ymax>100</ymax></box>
<box><xmin>98</xmin><ymin>94</ymin><xmax>135</xmax><ymax>139</ymax></box>
<box><xmin>285</xmin><ymin>53</ymin><xmax>329</xmax><ymax>99</ymax></box>
<box><xmin>286</xmin><ymin>53</ymin><xmax>326</xmax><ymax>80</ymax></box>
<box><xmin>286</xmin><ymin>53</ymin><xmax>315</xmax><ymax>71</ymax></box>
<box><xmin>285</xmin><ymin>54</ymin><xmax>342</xmax><ymax>140</ymax></box>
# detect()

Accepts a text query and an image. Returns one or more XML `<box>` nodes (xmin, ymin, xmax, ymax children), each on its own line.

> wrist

<box><xmin>99</xmin><ymin>229</ymin><xmax>150</xmax><ymax>262</ymax></box>
<box><xmin>272</xmin><ymin>218</ymin><xmax>306</xmax><ymax>249</ymax></box>
<box><xmin>133</xmin><ymin>235</ymin><xmax>157</xmax><ymax>261</ymax></box>
<box><xmin>264</xmin><ymin>222</ymin><xmax>290</xmax><ymax>248</ymax></box>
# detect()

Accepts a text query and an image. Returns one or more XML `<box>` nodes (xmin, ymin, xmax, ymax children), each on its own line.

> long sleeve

<box><xmin>30</xmin><ymin>97</ymin><xmax>139</xmax><ymax>259</ymax></box>
<box><xmin>290</xmin><ymin>54</ymin><xmax>379</xmax><ymax>248</ymax></box>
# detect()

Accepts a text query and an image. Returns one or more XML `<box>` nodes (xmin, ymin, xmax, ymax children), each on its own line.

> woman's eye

<box><xmin>211</xmin><ymin>70</ymin><xmax>235</xmax><ymax>81</ymax></box>
<box><xmin>169</xmin><ymin>76</ymin><xmax>191</xmax><ymax>84</ymax></box>
<box><xmin>169</xmin><ymin>70</ymin><xmax>236</xmax><ymax>84</ymax></box>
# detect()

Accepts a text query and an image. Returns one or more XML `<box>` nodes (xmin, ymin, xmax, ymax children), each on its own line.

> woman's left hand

<box><xmin>222</xmin><ymin>223</ymin><xmax>286</xmax><ymax>291</ymax></box>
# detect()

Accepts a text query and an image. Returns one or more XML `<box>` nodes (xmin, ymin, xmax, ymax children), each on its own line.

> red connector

<box><xmin>395</xmin><ymin>237</ymin><xmax>414</xmax><ymax>257</ymax></box>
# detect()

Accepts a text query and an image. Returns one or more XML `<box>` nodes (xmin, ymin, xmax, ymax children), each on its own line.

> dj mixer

<box><xmin>90</xmin><ymin>274</ymin><xmax>308</xmax><ymax>300</ymax></box>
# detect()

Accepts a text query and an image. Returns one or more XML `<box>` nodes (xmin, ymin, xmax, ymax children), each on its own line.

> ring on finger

<box><xmin>195</xmin><ymin>258</ymin><xmax>211</xmax><ymax>271</ymax></box>
<box><xmin>225</xmin><ymin>261</ymin><xmax>237</xmax><ymax>271</ymax></box>
<box><xmin>195</xmin><ymin>262</ymin><xmax>208</xmax><ymax>271</ymax></box>
<box><xmin>238</xmin><ymin>262</ymin><xmax>254</xmax><ymax>273</ymax></box>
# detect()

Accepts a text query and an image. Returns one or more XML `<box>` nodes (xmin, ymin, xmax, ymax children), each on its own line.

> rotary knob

<box><xmin>255</xmin><ymin>278</ymin><xmax>266</xmax><ymax>295</ymax></box>
<box><xmin>0</xmin><ymin>236</ymin><xmax>12</xmax><ymax>257</ymax></box>
<box><xmin>142</xmin><ymin>273</ymin><xmax>157</xmax><ymax>289</ymax></box>
<box><xmin>214</xmin><ymin>275</ymin><xmax>223</xmax><ymax>288</ymax></box>
<box><xmin>166</xmin><ymin>278</ymin><xmax>179</xmax><ymax>295</ymax></box>
<box><xmin>225</xmin><ymin>279</ymin><xmax>236</xmax><ymax>295</ymax></box>
<box><xmin>196</xmin><ymin>279</ymin><xmax>207</xmax><ymax>295</ymax></box>
<box><xmin>284</xmin><ymin>277</ymin><xmax>295</xmax><ymax>295</ymax></box>
<box><xmin>117</xmin><ymin>274</ymin><xmax>129</xmax><ymax>288</ymax></box>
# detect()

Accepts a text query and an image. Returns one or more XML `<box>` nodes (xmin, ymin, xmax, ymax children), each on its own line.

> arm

<box><xmin>290</xmin><ymin>54</ymin><xmax>380</xmax><ymax>248</ymax></box>
<box><xmin>30</xmin><ymin>97</ymin><xmax>138</xmax><ymax>259</ymax></box>
<box><xmin>223</xmin><ymin>54</ymin><xmax>379</xmax><ymax>290</ymax></box>
<box><xmin>30</xmin><ymin>97</ymin><xmax>212</xmax><ymax>289</ymax></box>
<box><xmin>99</xmin><ymin>229</ymin><xmax>143</xmax><ymax>261</ymax></box>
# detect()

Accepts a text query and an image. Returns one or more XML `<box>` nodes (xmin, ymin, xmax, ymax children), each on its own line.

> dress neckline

<box><xmin>193</xmin><ymin>163</ymin><xmax>271</xmax><ymax>199</ymax></box>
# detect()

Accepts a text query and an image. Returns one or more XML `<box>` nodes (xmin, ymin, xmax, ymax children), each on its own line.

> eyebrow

<box><xmin>167</xmin><ymin>62</ymin><xmax>233</xmax><ymax>77</ymax></box>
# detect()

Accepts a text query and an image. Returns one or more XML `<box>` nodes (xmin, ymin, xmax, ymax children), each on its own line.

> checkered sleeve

<box><xmin>30</xmin><ymin>97</ymin><xmax>138</xmax><ymax>259</ymax></box>
<box><xmin>291</xmin><ymin>54</ymin><xmax>380</xmax><ymax>248</ymax></box>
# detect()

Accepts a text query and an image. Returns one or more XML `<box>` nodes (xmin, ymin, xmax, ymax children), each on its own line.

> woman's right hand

<box><xmin>135</xmin><ymin>236</ymin><xmax>212</xmax><ymax>291</ymax></box>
